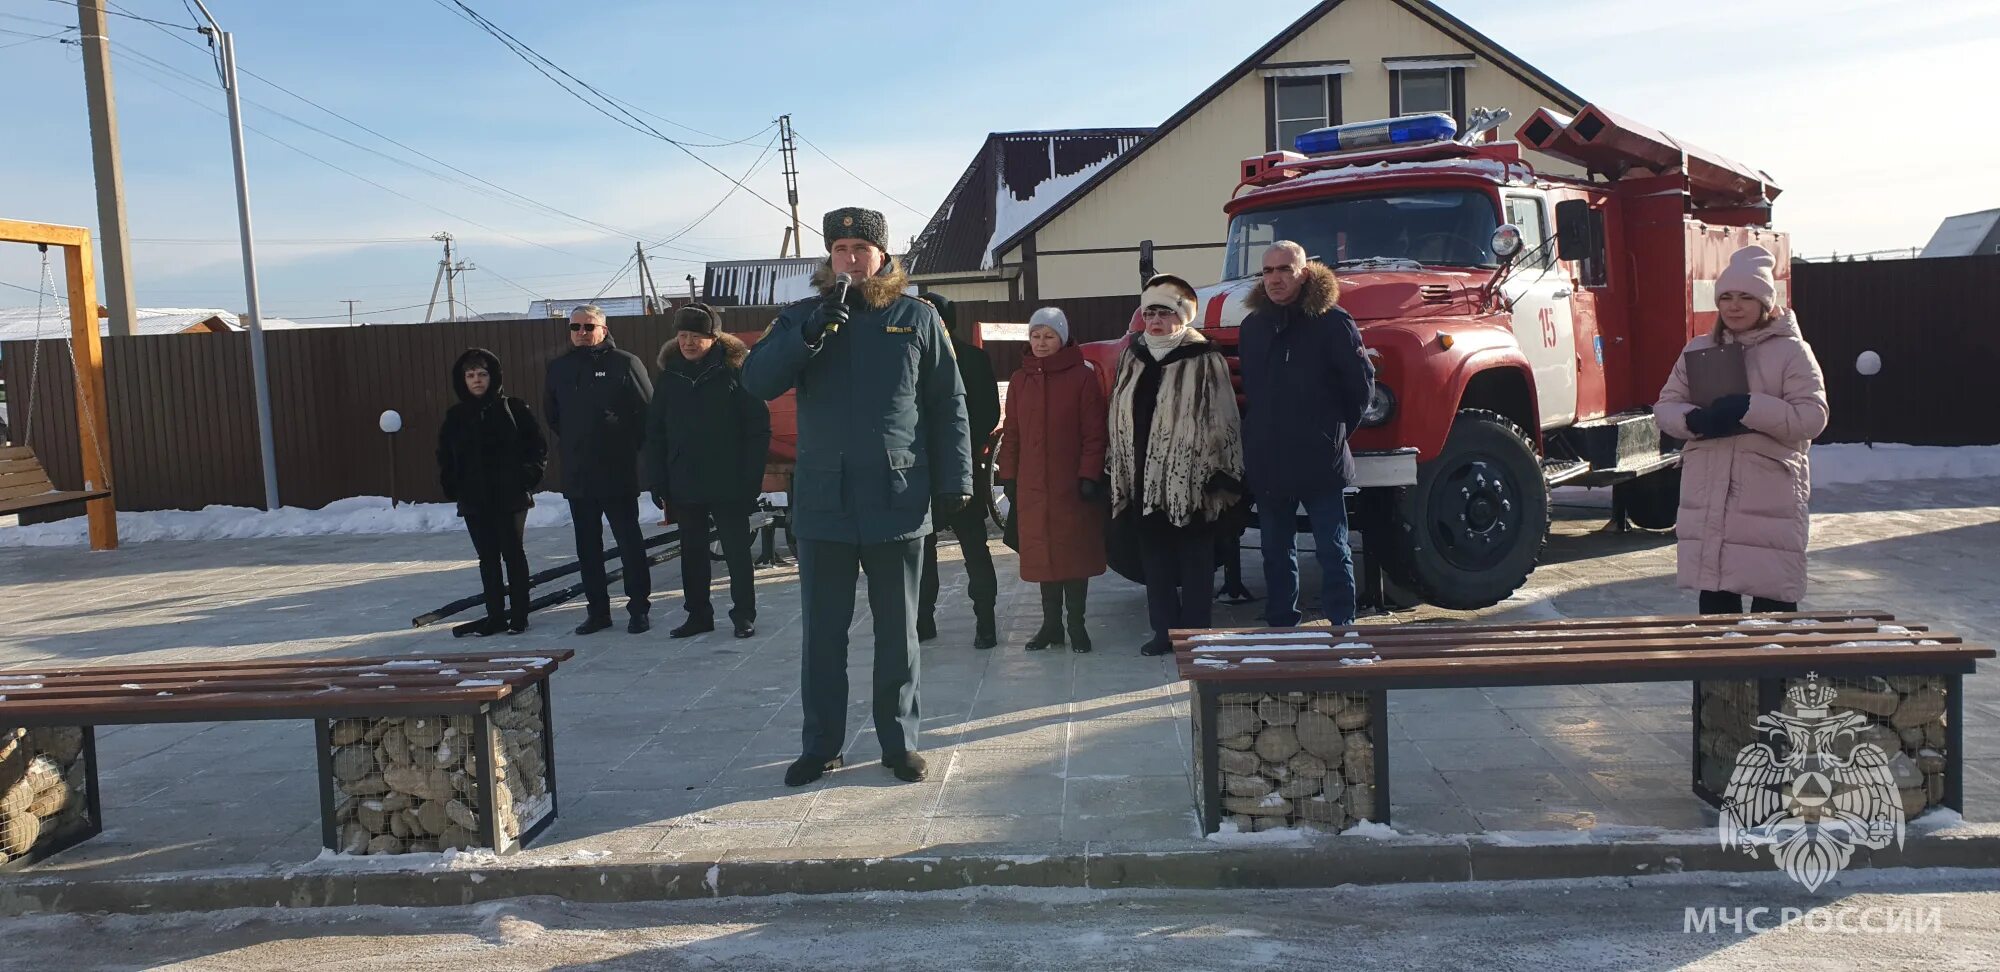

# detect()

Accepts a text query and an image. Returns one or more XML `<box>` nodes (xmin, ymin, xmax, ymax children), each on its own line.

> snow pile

<box><xmin>1809</xmin><ymin>443</ymin><xmax>2000</xmax><ymax>487</ymax></box>
<box><xmin>0</xmin><ymin>492</ymin><xmax>574</xmax><ymax>547</ymax></box>
<box><xmin>1338</xmin><ymin>655</ymin><xmax>1383</xmax><ymax>666</ymax></box>
<box><xmin>1205</xmin><ymin>820</ymin><xmax>1319</xmax><ymax>846</ymax></box>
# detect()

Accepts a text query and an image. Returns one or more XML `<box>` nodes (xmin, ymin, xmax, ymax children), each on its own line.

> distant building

<box><xmin>522</xmin><ymin>295</ymin><xmax>656</xmax><ymax>319</ymax></box>
<box><xmin>0</xmin><ymin>306</ymin><xmax>311</xmax><ymax>343</ymax></box>
<box><xmin>1920</xmin><ymin>208</ymin><xmax>2000</xmax><ymax>258</ymax></box>
<box><xmin>702</xmin><ymin>257</ymin><xmax>822</xmax><ymax>306</ymax></box>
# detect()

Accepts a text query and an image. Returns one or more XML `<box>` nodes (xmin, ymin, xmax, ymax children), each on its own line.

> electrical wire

<box><xmin>645</xmin><ymin>131</ymin><xmax>781</xmax><ymax>252</ymax></box>
<box><xmin>36</xmin><ymin>0</ymin><xmax>199</xmax><ymax>32</ymax></box>
<box><xmin>792</xmin><ymin>128</ymin><xmax>931</xmax><ymax>219</ymax></box>
<box><xmin>591</xmin><ymin>254</ymin><xmax>637</xmax><ymax>301</ymax></box>
<box><xmin>282</xmin><ymin>301</ymin><xmax>433</xmax><ymax>321</ymax></box>
<box><xmin>0</xmin><ymin>26</ymin><xmax>72</xmax><ymax>48</ymax></box>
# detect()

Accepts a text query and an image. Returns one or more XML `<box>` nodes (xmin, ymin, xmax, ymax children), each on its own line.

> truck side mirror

<box><xmin>1554</xmin><ymin>199</ymin><xmax>1598</xmax><ymax>262</ymax></box>
<box><xmin>1138</xmin><ymin>239</ymin><xmax>1156</xmax><ymax>285</ymax></box>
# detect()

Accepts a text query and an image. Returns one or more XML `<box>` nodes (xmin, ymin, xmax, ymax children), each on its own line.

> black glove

<box><xmin>1078</xmin><ymin>478</ymin><xmax>1104</xmax><ymax>503</ymax></box>
<box><xmin>933</xmin><ymin>493</ymin><xmax>969</xmax><ymax>516</ymax></box>
<box><xmin>1711</xmin><ymin>393</ymin><xmax>1751</xmax><ymax>426</ymax></box>
<box><xmin>650</xmin><ymin>490</ymin><xmax>668</xmax><ymax>511</ymax></box>
<box><xmin>1203</xmin><ymin>471</ymin><xmax>1245</xmax><ymax>497</ymax></box>
<box><xmin>803</xmin><ymin>298</ymin><xmax>849</xmax><ymax>345</ymax></box>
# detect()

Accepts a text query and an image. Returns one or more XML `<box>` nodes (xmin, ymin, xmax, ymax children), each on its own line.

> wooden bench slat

<box><xmin>0</xmin><ymin>488</ymin><xmax>110</xmax><ymax>515</ymax></box>
<box><xmin>0</xmin><ymin>468</ymin><xmax>53</xmax><ymax>490</ymax></box>
<box><xmin>1179</xmin><ymin>610</ymin><xmax>1899</xmax><ymax>641</ymax></box>
<box><xmin>0</xmin><ymin>671</ymin><xmax>552</xmax><ymax>699</ymax></box>
<box><xmin>0</xmin><ymin>445</ymin><xmax>36</xmax><ymax>461</ymax></box>
<box><xmin>1174</xmin><ymin>631</ymin><xmax>1967</xmax><ymax>670</ymax></box>
<box><xmin>0</xmin><ymin>455</ymin><xmax>50</xmax><ymax>475</ymax></box>
<box><xmin>0</xmin><ymin>651</ymin><xmax>572</xmax><ymax>682</ymax></box>
<box><xmin>2</xmin><ymin>661</ymin><xmax>557</xmax><ymax>688</ymax></box>
<box><xmin>0</xmin><ymin>478</ymin><xmax>62</xmax><ymax>501</ymax></box>
<box><xmin>1174</xmin><ymin>621</ymin><xmax>1911</xmax><ymax>652</ymax></box>
<box><xmin>1180</xmin><ymin>641</ymin><xmax>1995</xmax><ymax>681</ymax></box>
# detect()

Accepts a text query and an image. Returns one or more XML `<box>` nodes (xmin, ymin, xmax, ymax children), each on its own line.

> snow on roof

<box><xmin>983</xmin><ymin>152</ymin><xmax>1122</xmax><ymax>271</ymax></box>
<box><xmin>524</xmin><ymin>295</ymin><xmax>651</xmax><ymax>319</ymax></box>
<box><xmin>703</xmin><ymin>257</ymin><xmax>822</xmax><ymax>306</ymax></box>
<box><xmin>1920</xmin><ymin>208</ymin><xmax>2000</xmax><ymax>258</ymax></box>
<box><xmin>0</xmin><ymin>307</ymin><xmax>321</xmax><ymax>342</ymax></box>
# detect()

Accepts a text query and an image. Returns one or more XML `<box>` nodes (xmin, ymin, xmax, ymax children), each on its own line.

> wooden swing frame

<box><xmin>2</xmin><ymin>218</ymin><xmax>117</xmax><ymax>550</ymax></box>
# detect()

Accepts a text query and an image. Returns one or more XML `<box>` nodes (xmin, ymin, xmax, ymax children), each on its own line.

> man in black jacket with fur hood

<box><xmin>1238</xmin><ymin>241</ymin><xmax>1374</xmax><ymax>627</ymax></box>
<box><xmin>546</xmin><ymin>304</ymin><xmax>655</xmax><ymax>635</ymax></box>
<box><xmin>643</xmin><ymin>303</ymin><xmax>772</xmax><ymax>640</ymax></box>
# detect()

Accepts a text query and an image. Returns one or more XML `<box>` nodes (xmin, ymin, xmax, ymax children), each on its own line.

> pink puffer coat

<box><xmin>1654</xmin><ymin>312</ymin><xmax>1828</xmax><ymax>603</ymax></box>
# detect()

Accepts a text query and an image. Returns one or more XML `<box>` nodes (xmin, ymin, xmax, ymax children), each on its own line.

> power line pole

<box><xmin>425</xmin><ymin>232</ymin><xmax>453</xmax><ymax>322</ymax></box>
<box><xmin>634</xmin><ymin>241</ymin><xmax>663</xmax><ymax>313</ymax></box>
<box><xmin>77</xmin><ymin>0</ymin><xmax>138</xmax><ymax>339</ymax></box>
<box><xmin>778</xmin><ymin>114</ymin><xmax>802</xmax><ymax>258</ymax></box>
<box><xmin>191</xmin><ymin>0</ymin><xmax>278</xmax><ymax>511</ymax></box>
<box><xmin>342</xmin><ymin>299</ymin><xmax>358</xmax><ymax>326</ymax></box>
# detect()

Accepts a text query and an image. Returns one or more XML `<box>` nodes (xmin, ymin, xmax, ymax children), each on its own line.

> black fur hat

<box><xmin>675</xmin><ymin>302</ymin><xmax>720</xmax><ymax>336</ymax></box>
<box><xmin>823</xmin><ymin>207</ymin><xmax>889</xmax><ymax>252</ymax></box>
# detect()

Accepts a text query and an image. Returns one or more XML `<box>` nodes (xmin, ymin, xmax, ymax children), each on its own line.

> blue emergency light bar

<box><xmin>1295</xmin><ymin>113</ymin><xmax>1458</xmax><ymax>156</ymax></box>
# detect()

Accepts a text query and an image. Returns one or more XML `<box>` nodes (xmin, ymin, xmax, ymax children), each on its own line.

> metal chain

<box><xmin>22</xmin><ymin>248</ymin><xmax>50</xmax><ymax>451</ymax></box>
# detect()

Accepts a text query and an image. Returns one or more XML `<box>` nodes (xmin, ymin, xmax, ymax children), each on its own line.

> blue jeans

<box><xmin>1257</xmin><ymin>489</ymin><xmax>1356</xmax><ymax>627</ymax></box>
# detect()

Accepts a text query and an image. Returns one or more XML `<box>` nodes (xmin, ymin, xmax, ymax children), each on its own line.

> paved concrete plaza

<box><xmin>2</xmin><ymin>475</ymin><xmax>1998</xmax><ymax>879</ymax></box>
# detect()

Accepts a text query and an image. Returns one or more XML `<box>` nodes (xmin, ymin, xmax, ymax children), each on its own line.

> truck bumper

<box><xmin>1353</xmin><ymin>448</ymin><xmax>1420</xmax><ymax>488</ymax></box>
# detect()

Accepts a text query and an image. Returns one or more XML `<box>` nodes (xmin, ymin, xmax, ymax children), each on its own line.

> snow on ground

<box><xmin>0</xmin><ymin>493</ymin><xmax>575</xmax><ymax>548</ymax></box>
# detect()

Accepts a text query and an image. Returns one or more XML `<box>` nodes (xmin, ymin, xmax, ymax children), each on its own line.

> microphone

<box><xmin>831</xmin><ymin>271</ymin><xmax>853</xmax><ymax>307</ymax></box>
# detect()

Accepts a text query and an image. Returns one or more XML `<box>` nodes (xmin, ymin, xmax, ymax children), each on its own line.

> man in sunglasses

<box><xmin>545</xmin><ymin>304</ymin><xmax>656</xmax><ymax>635</ymax></box>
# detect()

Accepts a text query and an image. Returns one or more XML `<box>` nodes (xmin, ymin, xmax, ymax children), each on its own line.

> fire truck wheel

<box><xmin>1381</xmin><ymin>409</ymin><xmax>1549</xmax><ymax>609</ymax></box>
<box><xmin>1613</xmin><ymin>466</ymin><xmax>1681</xmax><ymax>531</ymax></box>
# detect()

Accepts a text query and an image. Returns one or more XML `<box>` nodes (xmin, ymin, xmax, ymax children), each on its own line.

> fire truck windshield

<box><xmin>1222</xmin><ymin>189</ymin><xmax>1501</xmax><ymax>279</ymax></box>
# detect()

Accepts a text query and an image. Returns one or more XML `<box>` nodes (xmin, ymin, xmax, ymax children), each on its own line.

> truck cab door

<box><xmin>1501</xmin><ymin>195</ymin><xmax>1578</xmax><ymax>429</ymax></box>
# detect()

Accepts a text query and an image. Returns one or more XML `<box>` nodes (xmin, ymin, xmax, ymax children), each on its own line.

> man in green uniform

<box><xmin>742</xmin><ymin>208</ymin><xmax>972</xmax><ymax>786</ymax></box>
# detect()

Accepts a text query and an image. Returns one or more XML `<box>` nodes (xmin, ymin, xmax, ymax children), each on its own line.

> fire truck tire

<box><xmin>1380</xmin><ymin>409</ymin><xmax>1549</xmax><ymax>609</ymax></box>
<box><xmin>1614</xmin><ymin>466</ymin><xmax>1681</xmax><ymax>531</ymax></box>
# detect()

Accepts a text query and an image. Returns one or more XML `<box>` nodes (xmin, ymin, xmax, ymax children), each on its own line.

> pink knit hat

<box><xmin>1715</xmin><ymin>245</ymin><xmax>1778</xmax><ymax>310</ymax></box>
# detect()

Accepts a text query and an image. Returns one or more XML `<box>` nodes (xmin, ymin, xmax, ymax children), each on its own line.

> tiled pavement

<box><xmin>2</xmin><ymin>475</ymin><xmax>1999</xmax><ymax>878</ymax></box>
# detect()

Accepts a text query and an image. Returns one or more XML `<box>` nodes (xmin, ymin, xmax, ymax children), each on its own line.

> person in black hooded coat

<box><xmin>437</xmin><ymin>348</ymin><xmax>548</xmax><ymax>634</ymax></box>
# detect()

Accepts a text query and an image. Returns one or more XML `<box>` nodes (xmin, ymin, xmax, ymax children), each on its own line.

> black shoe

<box><xmin>733</xmin><ymin>618</ymin><xmax>756</xmax><ymax>638</ymax></box>
<box><xmin>464</xmin><ymin>616</ymin><xmax>505</xmax><ymax>638</ymax></box>
<box><xmin>627</xmin><ymin>614</ymin><xmax>651</xmax><ymax>635</ymax></box>
<box><xmin>1140</xmin><ymin>638</ymin><xmax>1172</xmax><ymax>656</ymax></box>
<box><xmin>507</xmin><ymin>615</ymin><xmax>529</xmax><ymax>635</ymax></box>
<box><xmin>973</xmin><ymin>606</ymin><xmax>997</xmax><ymax>650</ymax></box>
<box><xmin>574</xmin><ymin>615</ymin><xmax>613</xmax><ymax>636</ymax></box>
<box><xmin>1070</xmin><ymin>629</ymin><xmax>1093</xmax><ymax>653</ymax></box>
<box><xmin>1025</xmin><ymin>624</ymin><xmax>1065</xmax><ymax>652</ymax></box>
<box><xmin>916</xmin><ymin>614</ymin><xmax>938</xmax><ymax>642</ymax></box>
<box><xmin>882</xmin><ymin>751</ymin><xmax>928</xmax><ymax>783</ymax></box>
<box><xmin>785</xmin><ymin>753</ymin><xmax>843</xmax><ymax>787</ymax></box>
<box><xmin>671</xmin><ymin>617</ymin><xmax>714</xmax><ymax>639</ymax></box>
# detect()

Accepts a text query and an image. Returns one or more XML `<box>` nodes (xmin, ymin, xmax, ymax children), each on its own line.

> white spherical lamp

<box><xmin>378</xmin><ymin>409</ymin><xmax>403</xmax><ymax>434</ymax></box>
<box><xmin>1855</xmin><ymin>351</ymin><xmax>1882</xmax><ymax>377</ymax></box>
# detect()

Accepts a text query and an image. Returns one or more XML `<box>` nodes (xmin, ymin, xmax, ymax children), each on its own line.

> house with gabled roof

<box><xmin>962</xmin><ymin>0</ymin><xmax>1586</xmax><ymax>301</ymax></box>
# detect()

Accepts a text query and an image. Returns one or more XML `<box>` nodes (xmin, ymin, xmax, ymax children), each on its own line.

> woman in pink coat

<box><xmin>1655</xmin><ymin>244</ymin><xmax>1828</xmax><ymax>613</ymax></box>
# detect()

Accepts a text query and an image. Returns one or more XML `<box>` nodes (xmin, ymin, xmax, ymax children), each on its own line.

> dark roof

<box><xmin>907</xmin><ymin>128</ymin><xmax>1151</xmax><ymax>276</ymax></box>
<box><xmin>989</xmin><ymin>0</ymin><xmax>1588</xmax><ymax>261</ymax></box>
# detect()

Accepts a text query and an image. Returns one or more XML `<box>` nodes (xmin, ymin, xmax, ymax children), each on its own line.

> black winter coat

<box><xmin>544</xmin><ymin>337</ymin><xmax>653</xmax><ymax>498</ymax></box>
<box><xmin>642</xmin><ymin>333</ymin><xmax>772</xmax><ymax>508</ymax></box>
<box><xmin>436</xmin><ymin>348</ymin><xmax>548</xmax><ymax>515</ymax></box>
<box><xmin>1238</xmin><ymin>262</ymin><xmax>1374</xmax><ymax>498</ymax></box>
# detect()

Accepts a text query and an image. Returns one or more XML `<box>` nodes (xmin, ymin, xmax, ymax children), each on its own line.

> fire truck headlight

<box><xmin>1360</xmin><ymin>383</ymin><xmax>1396</xmax><ymax>427</ymax></box>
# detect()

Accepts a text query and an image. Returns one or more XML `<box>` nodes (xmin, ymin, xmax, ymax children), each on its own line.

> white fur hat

<box><xmin>1139</xmin><ymin>274</ymin><xmax>1199</xmax><ymax>327</ymax></box>
<box><xmin>1027</xmin><ymin>306</ymin><xmax>1070</xmax><ymax>345</ymax></box>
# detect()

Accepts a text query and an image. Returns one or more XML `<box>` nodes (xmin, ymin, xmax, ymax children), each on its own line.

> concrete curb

<box><xmin>6</xmin><ymin>830</ymin><xmax>2000</xmax><ymax>916</ymax></box>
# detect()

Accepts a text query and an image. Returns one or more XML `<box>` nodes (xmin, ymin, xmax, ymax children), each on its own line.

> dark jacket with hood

<box><xmin>436</xmin><ymin>348</ymin><xmax>548</xmax><ymax>516</ymax></box>
<box><xmin>917</xmin><ymin>293</ymin><xmax>1001</xmax><ymax>453</ymax></box>
<box><xmin>741</xmin><ymin>260</ymin><xmax>973</xmax><ymax>544</ymax></box>
<box><xmin>544</xmin><ymin>335</ymin><xmax>654</xmax><ymax>499</ymax></box>
<box><xmin>642</xmin><ymin>332</ymin><xmax>772</xmax><ymax>508</ymax></box>
<box><xmin>1237</xmin><ymin>261</ymin><xmax>1374</xmax><ymax>498</ymax></box>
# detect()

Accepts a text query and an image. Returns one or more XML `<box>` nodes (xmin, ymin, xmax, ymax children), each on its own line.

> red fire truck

<box><xmin>1080</xmin><ymin>105</ymin><xmax>1788</xmax><ymax>609</ymax></box>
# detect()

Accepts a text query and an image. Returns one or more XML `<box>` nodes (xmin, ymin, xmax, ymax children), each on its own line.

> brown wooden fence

<box><xmin>5</xmin><ymin>260</ymin><xmax>1993</xmax><ymax>517</ymax></box>
<box><xmin>0</xmin><ymin>295</ymin><xmax>1140</xmax><ymax>515</ymax></box>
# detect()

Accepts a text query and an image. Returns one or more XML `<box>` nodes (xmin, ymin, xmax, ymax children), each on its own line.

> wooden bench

<box><xmin>1173</xmin><ymin>611</ymin><xmax>1993</xmax><ymax>835</ymax></box>
<box><xmin>0</xmin><ymin>445</ymin><xmax>110</xmax><ymax>517</ymax></box>
<box><xmin>0</xmin><ymin>650</ymin><xmax>572</xmax><ymax>869</ymax></box>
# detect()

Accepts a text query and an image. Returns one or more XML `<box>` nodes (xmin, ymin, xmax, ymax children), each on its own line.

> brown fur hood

<box><xmin>1242</xmin><ymin>261</ymin><xmax>1340</xmax><ymax>317</ymax></box>
<box><xmin>656</xmin><ymin>330</ymin><xmax>747</xmax><ymax>371</ymax></box>
<box><xmin>810</xmin><ymin>257</ymin><xmax>910</xmax><ymax>310</ymax></box>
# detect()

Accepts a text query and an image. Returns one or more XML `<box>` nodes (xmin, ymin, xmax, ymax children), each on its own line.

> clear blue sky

<box><xmin>2</xmin><ymin>0</ymin><xmax>1993</xmax><ymax>322</ymax></box>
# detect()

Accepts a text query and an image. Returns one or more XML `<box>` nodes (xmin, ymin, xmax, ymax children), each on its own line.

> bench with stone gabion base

<box><xmin>0</xmin><ymin>650</ymin><xmax>571</xmax><ymax>868</ymax></box>
<box><xmin>1174</xmin><ymin>610</ymin><xmax>1991</xmax><ymax>835</ymax></box>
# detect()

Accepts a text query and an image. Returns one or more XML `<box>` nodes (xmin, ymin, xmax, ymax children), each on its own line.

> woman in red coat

<box><xmin>998</xmin><ymin>307</ymin><xmax>1109</xmax><ymax>652</ymax></box>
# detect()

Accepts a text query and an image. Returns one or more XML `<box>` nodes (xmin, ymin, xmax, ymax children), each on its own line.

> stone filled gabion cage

<box><xmin>319</xmin><ymin>684</ymin><xmax>554</xmax><ymax>855</ymax></box>
<box><xmin>1193</xmin><ymin>689</ymin><xmax>1387</xmax><ymax>834</ymax></box>
<box><xmin>1695</xmin><ymin>675</ymin><xmax>1958</xmax><ymax>819</ymax></box>
<box><xmin>0</xmin><ymin>726</ymin><xmax>97</xmax><ymax>867</ymax></box>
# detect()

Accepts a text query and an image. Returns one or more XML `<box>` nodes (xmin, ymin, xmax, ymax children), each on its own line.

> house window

<box><xmin>1267</xmin><ymin>75</ymin><xmax>1340</xmax><ymax>153</ymax></box>
<box><xmin>1397</xmin><ymin>69</ymin><xmax>1452</xmax><ymax>116</ymax></box>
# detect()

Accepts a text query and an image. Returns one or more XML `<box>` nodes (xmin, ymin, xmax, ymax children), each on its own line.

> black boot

<box><xmin>972</xmin><ymin>602</ymin><xmax>998</xmax><ymax>650</ymax></box>
<box><xmin>1025</xmin><ymin>583</ymin><xmax>1065</xmax><ymax>651</ymax></box>
<box><xmin>1065</xmin><ymin>580</ymin><xmax>1092</xmax><ymax>653</ymax></box>
<box><xmin>917</xmin><ymin>614</ymin><xmax>938</xmax><ymax>642</ymax></box>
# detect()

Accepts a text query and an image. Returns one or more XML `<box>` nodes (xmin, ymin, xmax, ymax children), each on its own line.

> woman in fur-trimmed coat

<box><xmin>1109</xmin><ymin>274</ymin><xmax>1245</xmax><ymax>656</ymax></box>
